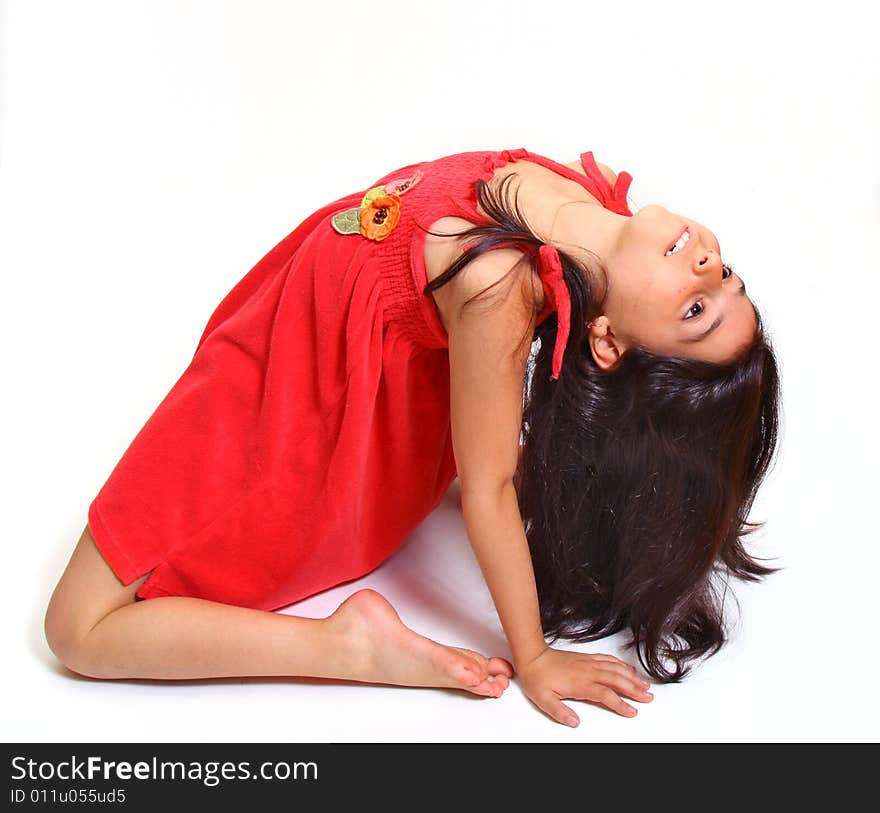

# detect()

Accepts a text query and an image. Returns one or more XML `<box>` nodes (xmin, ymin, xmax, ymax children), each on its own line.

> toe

<box><xmin>458</xmin><ymin>664</ymin><xmax>482</xmax><ymax>687</ymax></box>
<box><xmin>492</xmin><ymin>674</ymin><xmax>510</xmax><ymax>691</ymax></box>
<box><xmin>456</xmin><ymin>647</ymin><xmax>489</xmax><ymax>668</ymax></box>
<box><xmin>450</xmin><ymin>656</ymin><xmax>487</xmax><ymax>687</ymax></box>
<box><xmin>487</xmin><ymin>656</ymin><xmax>515</xmax><ymax>677</ymax></box>
<box><xmin>470</xmin><ymin>678</ymin><xmax>503</xmax><ymax>698</ymax></box>
<box><xmin>451</xmin><ymin>648</ymin><xmax>489</xmax><ymax>681</ymax></box>
<box><xmin>454</xmin><ymin>648</ymin><xmax>513</xmax><ymax>680</ymax></box>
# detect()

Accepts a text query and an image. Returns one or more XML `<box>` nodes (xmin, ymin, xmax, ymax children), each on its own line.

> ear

<box><xmin>586</xmin><ymin>317</ymin><xmax>626</xmax><ymax>372</ymax></box>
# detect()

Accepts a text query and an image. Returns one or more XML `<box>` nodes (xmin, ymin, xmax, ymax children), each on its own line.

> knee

<box><xmin>44</xmin><ymin>523</ymin><xmax>142</xmax><ymax>678</ymax></box>
<box><xmin>44</xmin><ymin>589</ymin><xmax>99</xmax><ymax>678</ymax></box>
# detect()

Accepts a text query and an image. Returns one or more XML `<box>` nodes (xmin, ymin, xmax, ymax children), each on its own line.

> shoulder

<box><xmin>447</xmin><ymin>247</ymin><xmax>540</xmax><ymax>325</ymax></box>
<box><xmin>564</xmin><ymin>157</ymin><xmax>618</xmax><ymax>186</ymax></box>
<box><xmin>446</xmin><ymin>247</ymin><xmax>536</xmax><ymax>494</ymax></box>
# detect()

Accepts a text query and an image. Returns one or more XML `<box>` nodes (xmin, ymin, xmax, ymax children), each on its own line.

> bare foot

<box><xmin>328</xmin><ymin>589</ymin><xmax>514</xmax><ymax>697</ymax></box>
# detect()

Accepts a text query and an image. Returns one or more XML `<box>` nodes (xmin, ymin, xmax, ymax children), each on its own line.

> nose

<box><xmin>694</xmin><ymin>246</ymin><xmax>722</xmax><ymax>281</ymax></box>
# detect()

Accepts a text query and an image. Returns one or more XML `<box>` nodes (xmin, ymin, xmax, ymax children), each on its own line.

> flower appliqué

<box><xmin>331</xmin><ymin>169</ymin><xmax>424</xmax><ymax>242</ymax></box>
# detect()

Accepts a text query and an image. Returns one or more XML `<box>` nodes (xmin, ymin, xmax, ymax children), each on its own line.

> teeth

<box><xmin>665</xmin><ymin>229</ymin><xmax>690</xmax><ymax>256</ymax></box>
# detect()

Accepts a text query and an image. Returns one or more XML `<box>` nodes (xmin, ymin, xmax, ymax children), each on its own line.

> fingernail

<box><xmin>567</xmin><ymin>717</ymin><xmax>579</xmax><ymax>727</ymax></box>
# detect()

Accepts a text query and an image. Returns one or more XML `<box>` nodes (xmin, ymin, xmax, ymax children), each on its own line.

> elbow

<box><xmin>459</xmin><ymin>477</ymin><xmax>517</xmax><ymax>508</ymax></box>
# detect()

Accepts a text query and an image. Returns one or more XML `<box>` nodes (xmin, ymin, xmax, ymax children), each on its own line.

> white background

<box><xmin>2</xmin><ymin>0</ymin><xmax>877</xmax><ymax>742</ymax></box>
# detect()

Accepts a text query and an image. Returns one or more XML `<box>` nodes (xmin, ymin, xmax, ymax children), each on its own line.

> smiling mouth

<box><xmin>665</xmin><ymin>227</ymin><xmax>691</xmax><ymax>256</ymax></box>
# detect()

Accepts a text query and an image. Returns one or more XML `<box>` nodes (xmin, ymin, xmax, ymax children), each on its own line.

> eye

<box><xmin>684</xmin><ymin>263</ymin><xmax>734</xmax><ymax>320</ymax></box>
<box><xmin>685</xmin><ymin>302</ymin><xmax>704</xmax><ymax>320</ymax></box>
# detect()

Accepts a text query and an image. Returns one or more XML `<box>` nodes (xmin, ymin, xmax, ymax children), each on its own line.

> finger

<box><xmin>587</xmin><ymin>653</ymin><xmax>638</xmax><ymax>673</ymax></box>
<box><xmin>593</xmin><ymin>666</ymin><xmax>654</xmax><ymax>703</ymax></box>
<box><xmin>541</xmin><ymin>692</ymin><xmax>580</xmax><ymax>728</ymax></box>
<box><xmin>581</xmin><ymin>683</ymin><xmax>638</xmax><ymax>718</ymax></box>
<box><xmin>487</xmin><ymin>656</ymin><xmax>515</xmax><ymax>678</ymax></box>
<box><xmin>596</xmin><ymin>661</ymin><xmax>651</xmax><ymax>685</ymax></box>
<box><xmin>593</xmin><ymin>662</ymin><xmax>653</xmax><ymax>692</ymax></box>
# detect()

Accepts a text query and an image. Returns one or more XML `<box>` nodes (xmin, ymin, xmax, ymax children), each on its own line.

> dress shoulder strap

<box><xmin>481</xmin><ymin>148</ymin><xmax>634</xmax><ymax>216</ymax></box>
<box><xmin>578</xmin><ymin>151</ymin><xmax>634</xmax><ymax>216</ymax></box>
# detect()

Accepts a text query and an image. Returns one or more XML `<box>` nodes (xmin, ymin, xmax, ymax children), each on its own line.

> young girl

<box><xmin>44</xmin><ymin>147</ymin><xmax>781</xmax><ymax>729</ymax></box>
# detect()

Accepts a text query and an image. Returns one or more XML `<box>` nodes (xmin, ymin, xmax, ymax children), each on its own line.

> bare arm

<box><xmin>460</xmin><ymin>485</ymin><xmax>546</xmax><ymax>665</ymax></box>
<box><xmin>446</xmin><ymin>247</ymin><xmax>654</xmax><ymax>726</ymax></box>
<box><xmin>446</xmin><ymin>247</ymin><xmax>547</xmax><ymax>666</ymax></box>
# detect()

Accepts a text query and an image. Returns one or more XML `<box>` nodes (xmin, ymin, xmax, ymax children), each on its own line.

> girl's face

<box><xmin>590</xmin><ymin>204</ymin><xmax>757</xmax><ymax>369</ymax></box>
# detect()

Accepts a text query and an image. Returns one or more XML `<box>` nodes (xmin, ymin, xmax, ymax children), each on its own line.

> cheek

<box><xmin>623</xmin><ymin>274</ymin><xmax>679</xmax><ymax>324</ymax></box>
<box><xmin>650</xmin><ymin>280</ymin><xmax>685</xmax><ymax>318</ymax></box>
<box><xmin>621</xmin><ymin>262</ymin><xmax>658</xmax><ymax>310</ymax></box>
<box><xmin>609</xmin><ymin>279</ymin><xmax>654</xmax><ymax>327</ymax></box>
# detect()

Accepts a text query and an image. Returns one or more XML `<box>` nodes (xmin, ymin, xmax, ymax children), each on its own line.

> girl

<box><xmin>44</xmin><ymin>147</ymin><xmax>780</xmax><ymax>729</ymax></box>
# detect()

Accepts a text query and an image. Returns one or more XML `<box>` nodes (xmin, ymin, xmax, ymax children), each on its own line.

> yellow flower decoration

<box><xmin>330</xmin><ymin>170</ymin><xmax>423</xmax><ymax>241</ymax></box>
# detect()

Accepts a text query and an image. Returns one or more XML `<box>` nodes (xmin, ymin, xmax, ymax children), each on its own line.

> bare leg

<box><xmin>44</xmin><ymin>525</ymin><xmax>513</xmax><ymax>696</ymax></box>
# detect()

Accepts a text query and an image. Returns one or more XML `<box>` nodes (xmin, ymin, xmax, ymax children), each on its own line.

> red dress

<box><xmin>87</xmin><ymin>148</ymin><xmax>634</xmax><ymax>611</ymax></box>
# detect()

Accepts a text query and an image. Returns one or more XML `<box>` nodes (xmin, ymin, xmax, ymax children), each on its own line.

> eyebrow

<box><xmin>682</xmin><ymin>282</ymin><xmax>747</xmax><ymax>343</ymax></box>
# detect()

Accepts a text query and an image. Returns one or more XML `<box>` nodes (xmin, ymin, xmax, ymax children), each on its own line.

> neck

<box><xmin>548</xmin><ymin>200</ymin><xmax>625</xmax><ymax>297</ymax></box>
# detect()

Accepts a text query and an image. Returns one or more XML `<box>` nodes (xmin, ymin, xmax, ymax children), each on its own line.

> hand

<box><xmin>516</xmin><ymin>646</ymin><xmax>654</xmax><ymax>728</ymax></box>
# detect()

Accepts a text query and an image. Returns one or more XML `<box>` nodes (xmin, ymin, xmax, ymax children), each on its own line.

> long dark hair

<box><xmin>422</xmin><ymin>173</ymin><xmax>783</xmax><ymax>682</ymax></box>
